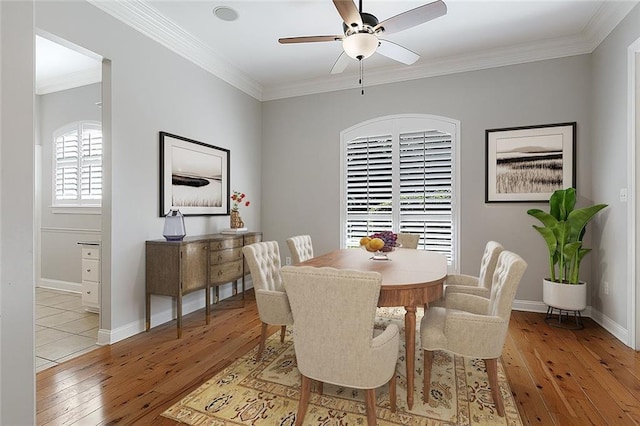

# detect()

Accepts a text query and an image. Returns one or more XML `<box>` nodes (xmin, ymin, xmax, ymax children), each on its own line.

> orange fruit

<box><xmin>367</xmin><ymin>238</ymin><xmax>385</xmax><ymax>252</ymax></box>
<box><xmin>359</xmin><ymin>237</ymin><xmax>371</xmax><ymax>246</ymax></box>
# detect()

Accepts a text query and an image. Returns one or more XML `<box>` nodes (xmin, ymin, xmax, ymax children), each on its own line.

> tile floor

<box><xmin>36</xmin><ymin>287</ymin><xmax>99</xmax><ymax>372</ymax></box>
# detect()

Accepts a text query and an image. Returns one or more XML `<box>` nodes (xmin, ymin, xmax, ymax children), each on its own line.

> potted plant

<box><xmin>527</xmin><ymin>187</ymin><xmax>607</xmax><ymax>311</ymax></box>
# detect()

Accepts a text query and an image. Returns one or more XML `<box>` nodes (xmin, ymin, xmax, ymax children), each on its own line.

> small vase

<box><xmin>230</xmin><ymin>210</ymin><xmax>244</xmax><ymax>229</ymax></box>
<box><xmin>163</xmin><ymin>209</ymin><xmax>186</xmax><ymax>241</ymax></box>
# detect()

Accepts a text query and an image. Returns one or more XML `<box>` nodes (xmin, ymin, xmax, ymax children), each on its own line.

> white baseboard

<box><xmin>39</xmin><ymin>278</ymin><xmax>82</xmax><ymax>294</ymax></box>
<box><xmin>589</xmin><ymin>308</ymin><xmax>629</xmax><ymax>345</ymax></box>
<box><xmin>100</xmin><ymin>280</ymin><xmax>254</xmax><ymax>345</ymax></box>
<box><xmin>513</xmin><ymin>299</ymin><xmax>631</xmax><ymax>348</ymax></box>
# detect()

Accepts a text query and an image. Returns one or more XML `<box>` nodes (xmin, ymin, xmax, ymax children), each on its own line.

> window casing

<box><xmin>341</xmin><ymin>115</ymin><xmax>459</xmax><ymax>270</ymax></box>
<box><xmin>53</xmin><ymin>121</ymin><xmax>102</xmax><ymax>206</ymax></box>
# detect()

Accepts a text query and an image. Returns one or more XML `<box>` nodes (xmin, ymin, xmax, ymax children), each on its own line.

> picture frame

<box><xmin>159</xmin><ymin>132</ymin><xmax>230</xmax><ymax>216</ymax></box>
<box><xmin>485</xmin><ymin>122</ymin><xmax>576</xmax><ymax>203</ymax></box>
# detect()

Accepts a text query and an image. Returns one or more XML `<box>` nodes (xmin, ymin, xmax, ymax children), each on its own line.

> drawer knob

<box><xmin>86</xmin><ymin>290</ymin><xmax>91</xmax><ymax>294</ymax></box>
<box><xmin>86</xmin><ymin>269</ymin><xmax>91</xmax><ymax>273</ymax></box>
<box><xmin>87</xmin><ymin>252</ymin><xmax>92</xmax><ymax>256</ymax></box>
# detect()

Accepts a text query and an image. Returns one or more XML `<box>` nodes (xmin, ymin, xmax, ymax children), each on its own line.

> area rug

<box><xmin>162</xmin><ymin>308</ymin><xmax>523</xmax><ymax>425</ymax></box>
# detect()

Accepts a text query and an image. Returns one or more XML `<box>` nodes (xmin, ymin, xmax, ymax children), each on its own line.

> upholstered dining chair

<box><xmin>420</xmin><ymin>250</ymin><xmax>527</xmax><ymax>417</ymax></box>
<box><xmin>286</xmin><ymin>235</ymin><xmax>314</xmax><ymax>264</ymax></box>
<box><xmin>242</xmin><ymin>241</ymin><xmax>293</xmax><ymax>361</ymax></box>
<box><xmin>396</xmin><ymin>233</ymin><xmax>419</xmax><ymax>249</ymax></box>
<box><xmin>281</xmin><ymin>266</ymin><xmax>400</xmax><ymax>426</ymax></box>
<box><xmin>443</xmin><ymin>240</ymin><xmax>504</xmax><ymax>299</ymax></box>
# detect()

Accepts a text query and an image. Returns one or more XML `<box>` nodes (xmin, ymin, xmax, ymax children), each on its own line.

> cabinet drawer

<box><xmin>82</xmin><ymin>281</ymin><xmax>99</xmax><ymax>305</ymax></box>
<box><xmin>244</xmin><ymin>234</ymin><xmax>262</xmax><ymax>245</ymax></box>
<box><xmin>210</xmin><ymin>238</ymin><xmax>242</xmax><ymax>251</ymax></box>
<box><xmin>210</xmin><ymin>247</ymin><xmax>242</xmax><ymax>264</ymax></box>
<box><xmin>210</xmin><ymin>259</ymin><xmax>243</xmax><ymax>285</ymax></box>
<box><xmin>82</xmin><ymin>259</ymin><xmax>100</xmax><ymax>282</ymax></box>
<box><xmin>82</xmin><ymin>247</ymin><xmax>100</xmax><ymax>260</ymax></box>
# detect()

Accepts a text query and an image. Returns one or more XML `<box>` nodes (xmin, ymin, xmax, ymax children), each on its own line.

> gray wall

<box><xmin>35</xmin><ymin>1</ymin><xmax>263</xmax><ymax>339</ymax></box>
<box><xmin>37</xmin><ymin>83</ymin><xmax>102</xmax><ymax>287</ymax></box>
<box><xmin>591</xmin><ymin>5</ymin><xmax>640</xmax><ymax>330</ymax></box>
<box><xmin>262</xmin><ymin>55</ymin><xmax>592</xmax><ymax>306</ymax></box>
<box><xmin>1</xmin><ymin>1</ymin><xmax>36</xmax><ymax>423</ymax></box>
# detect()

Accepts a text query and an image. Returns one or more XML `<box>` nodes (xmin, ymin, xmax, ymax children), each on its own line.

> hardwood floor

<box><xmin>36</xmin><ymin>292</ymin><xmax>640</xmax><ymax>425</ymax></box>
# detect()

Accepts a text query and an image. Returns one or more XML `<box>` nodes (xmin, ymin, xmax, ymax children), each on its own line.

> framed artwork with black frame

<box><xmin>159</xmin><ymin>131</ymin><xmax>230</xmax><ymax>216</ymax></box>
<box><xmin>485</xmin><ymin>122</ymin><xmax>576</xmax><ymax>203</ymax></box>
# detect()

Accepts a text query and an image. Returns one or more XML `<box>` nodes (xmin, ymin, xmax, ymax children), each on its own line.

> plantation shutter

<box><xmin>345</xmin><ymin>135</ymin><xmax>394</xmax><ymax>244</ymax></box>
<box><xmin>398</xmin><ymin>130</ymin><xmax>453</xmax><ymax>260</ymax></box>
<box><xmin>54</xmin><ymin>122</ymin><xmax>102</xmax><ymax>205</ymax></box>
<box><xmin>342</xmin><ymin>117</ymin><xmax>456</xmax><ymax>266</ymax></box>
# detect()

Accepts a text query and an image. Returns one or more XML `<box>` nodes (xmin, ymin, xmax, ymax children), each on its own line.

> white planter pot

<box><xmin>543</xmin><ymin>279</ymin><xmax>587</xmax><ymax>311</ymax></box>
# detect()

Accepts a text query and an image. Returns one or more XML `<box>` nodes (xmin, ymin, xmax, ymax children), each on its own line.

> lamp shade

<box><xmin>163</xmin><ymin>209</ymin><xmax>186</xmax><ymax>241</ymax></box>
<box><xmin>342</xmin><ymin>33</ymin><xmax>378</xmax><ymax>60</ymax></box>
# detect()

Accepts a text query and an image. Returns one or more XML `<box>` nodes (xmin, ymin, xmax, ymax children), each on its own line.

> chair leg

<box><xmin>295</xmin><ymin>374</ymin><xmax>312</xmax><ymax>426</ymax></box>
<box><xmin>389</xmin><ymin>373</ymin><xmax>397</xmax><ymax>413</ymax></box>
<box><xmin>257</xmin><ymin>322</ymin><xmax>268</xmax><ymax>361</ymax></box>
<box><xmin>423</xmin><ymin>350</ymin><xmax>433</xmax><ymax>403</ymax></box>
<box><xmin>485</xmin><ymin>358</ymin><xmax>505</xmax><ymax>417</ymax></box>
<box><xmin>280</xmin><ymin>325</ymin><xmax>287</xmax><ymax>343</ymax></box>
<box><xmin>316</xmin><ymin>381</ymin><xmax>323</xmax><ymax>395</ymax></box>
<box><xmin>364</xmin><ymin>388</ymin><xmax>377</xmax><ymax>426</ymax></box>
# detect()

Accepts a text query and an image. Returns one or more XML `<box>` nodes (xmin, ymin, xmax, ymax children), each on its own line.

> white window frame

<box><xmin>52</xmin><ymin>120</ymin><xmax>102</xmax><ymax>212</ymax></box>
<box><xmin>340</xmin><ymin>114</ymin><xmax>460</xmax><ymax>272</ymax></box>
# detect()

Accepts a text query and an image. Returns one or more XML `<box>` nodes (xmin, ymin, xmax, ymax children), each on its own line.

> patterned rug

<box><xmin>162</xmin><ymin>308</ymin><xmax>522</xmax><ymax>425</ymax></box>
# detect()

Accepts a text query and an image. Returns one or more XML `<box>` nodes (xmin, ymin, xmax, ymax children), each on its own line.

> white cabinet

<box><xmin>79</xmin><ymin>242</ymin><xmax>100</xmax><ymax>312</ymax></box>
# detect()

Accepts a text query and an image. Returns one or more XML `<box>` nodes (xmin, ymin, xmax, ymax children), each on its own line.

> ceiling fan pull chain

<box><xmin>360</xmin><ymin>59</ymin><xmax>365</xmax><ymax>95</ymax></box>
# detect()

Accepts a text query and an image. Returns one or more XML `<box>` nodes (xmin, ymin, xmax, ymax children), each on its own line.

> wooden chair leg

<box><xmin>257</xmin><ymin>322</ymin><xmax>268</xmax><ymax>361</ymax></box>
<box><xmin>295</xmin><ymin>374</ymin><xmax>312</xmax><ymax>426</ymax></box>
<box><xmin>364</xmin><ymin>388</ymin><xmax>377</xmax><ymax>426</ymax></box>
<box><xmin>485</xmin><ymin>358</ymin><xmax>505</xmax><ymax>417</ymax></box>
<box><xmin>423</xmin><ymin>350</ymin><xmax>433</xmax><ymax>403</ymax></box>
<box><xmin>280</xmin><ymin>325</ymin><xmax>287</xmax><ymax>343</ymax></box>
<box><xmin>316</xmin><ymin>381</ymin><xmax>323</xmax><ymax>395</ymax></box>
<box><xmin>389</xmin><ymin>373</ymin><xmax>397</xmax><ymax>413</ymax></box>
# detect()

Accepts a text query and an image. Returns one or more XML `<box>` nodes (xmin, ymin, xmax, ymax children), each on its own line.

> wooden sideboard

<box><xmin>145</xmin><ymin>232</ymin><xmax>262</xmax><ymax>338</ymax></box>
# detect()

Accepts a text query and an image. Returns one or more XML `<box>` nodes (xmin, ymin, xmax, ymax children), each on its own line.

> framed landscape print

<box><xmin>159</xmin><ymin>132</ymin><xmax>230</xmax><ymax>216</ymax></box>
<box><xmin>485</xmin><ymin>122</ymin><xmax>576</xmax><ymax>203</ymax></box>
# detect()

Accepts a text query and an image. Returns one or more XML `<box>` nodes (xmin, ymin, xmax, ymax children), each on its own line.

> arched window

<box><xmin>53</xmin><ymin>121</ymin><xmax>102</xmax><ymax>206</ymax></box>
<box><xmin>341</xmin><ymin>114</ymin><xmax>459</xmax><ymax>269</ymax></box>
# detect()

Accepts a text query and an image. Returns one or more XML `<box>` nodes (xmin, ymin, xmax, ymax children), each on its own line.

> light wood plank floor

<box><xmin>36</xmin><ymin>291</ymin><xmax>640</xmax><ymax>425</ymax></box>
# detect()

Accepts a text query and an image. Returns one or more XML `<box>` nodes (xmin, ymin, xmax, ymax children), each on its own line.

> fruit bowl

<box><xmin>359</xmin><ymin>231</ymin><xmax>399</xmax><ymax>261</ymax></box>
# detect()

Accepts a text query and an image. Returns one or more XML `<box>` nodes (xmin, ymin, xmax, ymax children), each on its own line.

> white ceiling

<box><xmin>45</xmin><ymin>1</ymin><xmax>638</xmax><ymax>100</ymax></box>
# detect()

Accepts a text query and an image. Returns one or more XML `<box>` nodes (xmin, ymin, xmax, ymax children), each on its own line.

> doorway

<box><xmin>35</xmin><ymin>33</ymin><xmax>104</xmax><ymax>370</ymax></box>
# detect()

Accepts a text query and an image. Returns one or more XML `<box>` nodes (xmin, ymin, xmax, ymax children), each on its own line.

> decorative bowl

<box><xmin>360</xmin><ymin>244</ymin><xmax>397</xmax><ymax>261</ymax></box>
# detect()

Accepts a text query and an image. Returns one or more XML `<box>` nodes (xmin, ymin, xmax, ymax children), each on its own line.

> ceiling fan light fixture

<box><xmin>342</xmin><ymin>33</ymin><xmax>378</xmax><ymax>60</ymax></box>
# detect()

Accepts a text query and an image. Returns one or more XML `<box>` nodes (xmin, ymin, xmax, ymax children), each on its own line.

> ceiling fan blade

<box><xmin>374</xmin><ymin>0</ymin><xmax>447</xmax><ymax>35</ymax></box>
<box><xmin>279</xmin><ymin>35</ymin><xmax>343</xmax><ymax>44</ymax></box>
<box><xmin>333</xmin><ymin>0</ymin><xmax>363</xmax><ymax>29</ymax></box>
<box><xmin>330</xmin><ymin>52</ymin><xmax>351</xmax><ymax>74</ymax></box>
<box><xmin>377</xmin><ymin>39</ymin><xmax>420</xmax><ymax>65</ymax></box>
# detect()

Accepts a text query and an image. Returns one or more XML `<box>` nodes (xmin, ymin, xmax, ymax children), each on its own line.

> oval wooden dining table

<box><xmin>298</xmin><ymin>247</ymin><xmax>448</xmax><ymax>410</ymax></box>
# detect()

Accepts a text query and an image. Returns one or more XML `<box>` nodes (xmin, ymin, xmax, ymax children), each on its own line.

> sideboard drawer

<box><xmin>243</xmin><ymin>233</ymin><xmax>262</xmax><ymax>245</ymax></box>
<box><xmin>210</xmin><ymin>247</ymin><xmax>243</xmax><ymax>264</ymax></box>
<box><xmin>82</xmin><ymin>247</ymin><xmax>100</xmax><ymax>260</ymax></box>
<box><xmin>210</xmin><ymin>259</ymin><xmax>243</xmax><ymax>285</ymax></box>
<box><xmin>210</xmin><ymin>238</ymin><xmax>242</xmax><ymax>251</ymax></box>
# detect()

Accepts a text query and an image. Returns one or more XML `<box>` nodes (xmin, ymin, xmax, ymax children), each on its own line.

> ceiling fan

<box><xmin>278</xmin><ymin>0</ymin><xmax>447</xmax><ymax>74</ymax></box>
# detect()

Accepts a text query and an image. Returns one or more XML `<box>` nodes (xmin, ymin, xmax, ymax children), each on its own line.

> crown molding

<box><xmin>36</xmin><ymin>67</ymin><xmax>102</xmax><ymax>95</ymax></box>
<box><xmin>87</xmin><ymin>0</ymin><xmax>264</xmax><ymax>101</ymax></box>
<box><xmin>87</xmin><ymin>0</ymin><xmax>636</xmax><ymax>102</ymax></box>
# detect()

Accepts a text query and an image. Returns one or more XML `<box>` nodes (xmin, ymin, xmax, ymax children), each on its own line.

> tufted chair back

<box><xmin>477</xmin><ymin>241</ymin><xmax>505</xmax><ymax>290</ymax></box>
<box><xmin>488</xmin><ymin>250</ymin><xmax>527</xmax><ymax>319</ymax></box>
<box><xmin>286</xmin><ymin>235</ymin><xmax>314</xmax><ymax>264</ymax></box>
<box><xmin>243</xmin><ymin>241</ymin><xmax>284</xmax><ymax>292</ymax></box>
